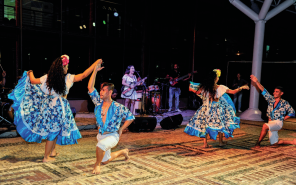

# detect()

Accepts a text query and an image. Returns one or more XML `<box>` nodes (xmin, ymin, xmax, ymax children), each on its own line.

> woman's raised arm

<box><xmin>73</xmin><ymin>59</ymin><xmax>101</xmax><ymax>82</ymax></box>
<box><xmin>27</xmin><ymin>70</ymin><xmax>41</xmax><ymax>84</ymax></box>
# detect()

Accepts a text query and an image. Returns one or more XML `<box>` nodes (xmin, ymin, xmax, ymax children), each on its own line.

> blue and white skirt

<box><xmin>184</xmin><ymin>93</ymin><xmax>240</xmax><ymax>140</ymax></box>
<box><xmin>8</xmin><ymin>72</ymin><xmax>82</xmax><ymax>145</ymax></box>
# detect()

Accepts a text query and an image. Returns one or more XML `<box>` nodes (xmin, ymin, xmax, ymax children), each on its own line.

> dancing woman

<box><xmin>184</xmin><ymin>69</ymin><xmax>249</xmax><ymax>148</ymax></box>
<box><xmin>8</xmin><ymin>55</ymin><xmax>101</xmax><ymax>162</ymax></box>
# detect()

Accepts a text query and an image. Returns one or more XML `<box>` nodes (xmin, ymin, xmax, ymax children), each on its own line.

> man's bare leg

<box><xmin>254</xmin><ymin>124</ymin><xmax>269</xmax><ymax>148</ymax></box>
<box><xmin>278</xmin><ymin>139</ymin><xmax>296</xmax><ymax>145</ymax></box>
<box><xmin>102</xmin><ymin>149</ymin><xmax>130</xmax><ymax>165</ymax></box>
<box><xmin>219</xmin><ymin>132</ymin><xmax>227</xmax><ymax>146</ymax></box>
<box><xmin>93</xmin><ymin>147</ymin><xmax>105</xmax><ymax>174</ymax></box>
<box><xmin>43</xmin><ymin>140</ymin><xmax>56</xmax><ymax>162</ymax></box>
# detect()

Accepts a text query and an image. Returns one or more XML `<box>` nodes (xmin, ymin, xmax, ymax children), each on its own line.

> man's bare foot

<box><xmin>123</xmin><ymin>149</ymin><xmax>130</xmax><ymax>161</ymax></box>
<box><xmin>219</xmin><ymin>141</ymin><xmax>227</xmax><ymax>147</ymax></box>
<box><xmin>92</xmin><ymin>163</ymin><xmax>100</xmax><ymax>175</ymax></box>
<box><xmin>278</xmin><ymin>140</ymin><xmax>284</xmax><ymax>145</ymax></box>
<box><xmin>253</xmin><ymin>145</ymin><xmax>261</xmax><ymax>149</ymax></box>
<box><xmin>203</xmin><ymin>144</ymin><xmax>212</xmax><ymax>148</ymax></box>
<box><xmin>43</xmin><ymin>156</ymin><xmax>56</xmax><ymax>163</ymax></box>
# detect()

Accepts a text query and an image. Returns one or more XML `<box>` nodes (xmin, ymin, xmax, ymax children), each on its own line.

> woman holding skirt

<box><xmin>8</xmin><ymin>55</ymin><xmax>101</xmax><ymax>162</ymax></box>
<box><xmin>184</xmin><ymin>69</ymin><xmax>249</xmax><ymax>148</ymax></box>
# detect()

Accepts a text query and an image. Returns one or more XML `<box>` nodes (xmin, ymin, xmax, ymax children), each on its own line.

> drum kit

<box><xmin>0</xmin><ymin>87</ymin><xmax>14</xmax><ymax>128</ymax></box>
<box><xmin>134</xmin><ymin>78</ymin><xmax>169</xmax><ymax>115</ymax></box>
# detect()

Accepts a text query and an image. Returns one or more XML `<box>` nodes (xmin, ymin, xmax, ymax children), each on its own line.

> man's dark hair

<box><xmin>275</xmin><ymin>86</ymin><xmax>284</xmax><ymax>92</ymax></box>
<box><xmin>101</xmin><ymin>82</ymin><xmax>114</xmax><ymax>92</ymax></box>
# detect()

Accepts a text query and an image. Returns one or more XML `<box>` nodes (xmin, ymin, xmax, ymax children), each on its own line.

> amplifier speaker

<box><xmin>160</xmin><ymin>114</ymin><xmax>183</xmax><ymax>129</ymax></box>
<box><xmin>128</xmin><ymin>117</ymin><xmax>157</xmax><ymax>132</ymax></box>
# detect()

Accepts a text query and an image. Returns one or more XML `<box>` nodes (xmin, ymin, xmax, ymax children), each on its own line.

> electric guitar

<box><xmin>122</xmin><ymin>77</ymin><xmax>147</xmax><ymax>95</ymax></box>
<box><xmin>169</xmin><ymin>71</ymin><xmax>197</xmax><ymax>86</ymax></box>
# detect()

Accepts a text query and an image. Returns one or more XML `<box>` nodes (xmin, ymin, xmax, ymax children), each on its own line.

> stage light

<box><xmin>103</xmin><ymin>20</ymin><xmax>106</xmax><ymax>25</ymax></box>
<box><xmin>83</xmin><ymin>25</ymin><xmax>86</xmax><ymax>29</ymax></box>
<box><xmin>79</xmin><ymin>26</ymin><xmax>82</xmax><ymax>29</ymax></box>
<box><xmin>45</xmin><ymin>58</ymin><xmax>47</xmax><ymax>60</ymax></box>
<box><xmin>93</xmin><ymin>22</ymin><xmax>95</xmax><ymax>27</ymax></box>
<box><xmin>236</xmin><ymin>51</ymin><xmax>240</xmax><ymax>55</ymax></box>
<box><xmin>266</xmin><ymin>45</ymin><xmax>270</xmax><ymax>52</ymax></box>
<box><xmin>28</xmin><ymin>53</ymin><xmax>30</xmax><ymax>56</ymax></box>
<box><xmin>114</xmin><ymin>12</ymin><xmax>118</xmax><ymax>17</ymax></box>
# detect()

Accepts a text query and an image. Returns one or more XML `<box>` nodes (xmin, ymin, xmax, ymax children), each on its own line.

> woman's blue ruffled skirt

<box><xmin>184</xmin><ymin>93</ymin><xmax>240</xmax><ymax>140</ymax></box>
<box><xmin>8</xmin><ymin>72</ymin><xmax>82</xmax><ymax>145</ymax></box>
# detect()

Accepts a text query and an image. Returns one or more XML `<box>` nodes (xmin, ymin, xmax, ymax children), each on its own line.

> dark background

<box><xmin>1</xmin><ymin>0</ymin><xmax>296</xmax><ymax>119</ymax></box>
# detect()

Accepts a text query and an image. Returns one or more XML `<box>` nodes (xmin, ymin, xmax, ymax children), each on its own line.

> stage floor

<box><xmin>1</xmin><ymin>118</ymin><xmax>296</xmax><ymax>184</ymax></box>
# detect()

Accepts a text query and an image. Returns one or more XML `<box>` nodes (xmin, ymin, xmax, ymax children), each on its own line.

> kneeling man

<box><xmin>88</xmin><ymin>60</ymin><xmax>135</xmax><ymax>174</ymax></box>
<box><xmin>250</xmin><ymin>75</ymin><xmax>295</xmax><ymax>148</ymax></box>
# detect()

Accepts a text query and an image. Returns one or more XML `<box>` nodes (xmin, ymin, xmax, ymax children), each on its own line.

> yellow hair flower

<box><xmin>213</xmin><ymin>69</ymin><xmax>221</xmax><ymax>78</ymax></box>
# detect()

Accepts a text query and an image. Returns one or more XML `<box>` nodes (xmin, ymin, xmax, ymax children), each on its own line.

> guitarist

<box><xmin>121</xmin><ymin>65</ymin><xmax>144</xmax><ymax>114</ymax></box>
<box><xmin>166</xmin><ymin>64</ymin><xmax>191</xmax><ymax>112</ymax></box>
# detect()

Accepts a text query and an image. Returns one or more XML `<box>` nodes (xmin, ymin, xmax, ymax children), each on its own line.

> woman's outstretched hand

<box><xmin>241</xmin><ymin>85</ymin><xmax>249</xmax><ymax>90</ymax></box>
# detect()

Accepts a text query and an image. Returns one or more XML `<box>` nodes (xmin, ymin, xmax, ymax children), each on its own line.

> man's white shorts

<box><xmin>96</xmin><ymin>132</ymin><xmax>119</xmax><ymax>162</ymax></box>
<box><xmin>265</xmin><ymin>120</ymin><xmax>283</xmax><ymax>145</ymax></box>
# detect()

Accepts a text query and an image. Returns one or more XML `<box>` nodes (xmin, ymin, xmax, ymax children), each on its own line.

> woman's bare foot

<box><xmin>123</xmin><ymin>149</ymin><xmax>130</xmax><ymax>161</ymax></box>
<box><xmin>43</xmin><ymin>156</ymin><xmax>56</xmax><ymax>163</ymax></box>
<box><xmin>50</xmin><ymin>153</ymin><xmax>59</xmax><ymax>157</ymax></box>
<box><xmin>92</xmin><ymin>162</ymin><xmax>101</xmax><ymax>175</ymax></box>
<box><xmin>50</xmin><ymin>150</ymin><xmax>59</xmax><ymax>157</ymax></box>
<box><xmin>203</xmin><ymin>144</ymin><xmax>212</xmax><ymax>148</ymax></box>
<box><xmin>219</xmin><ymin>141</ymin><xmax>227</xmax><ymax>147</ymax></box>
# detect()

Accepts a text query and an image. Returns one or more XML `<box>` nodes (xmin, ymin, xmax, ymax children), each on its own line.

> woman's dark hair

<box><xmin>46</xmin><ymin>57</ymin><xmax>66</xmax><ymax>95</ymax></box>
<box><xmin>200</xmin><ymin>71</ymin><xmax>217</xmax><ymax>99</ymax></box>
<box><xmin>124</xmin><ymin>65</ymin><xmax>134</xmax><ymax>74</ymax></box>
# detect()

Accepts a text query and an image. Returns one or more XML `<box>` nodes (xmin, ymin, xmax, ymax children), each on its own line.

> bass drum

<box><xmin>1</xmin><ymin>102</ymin><xmax>14</xmax><ymax>122</ymax></box>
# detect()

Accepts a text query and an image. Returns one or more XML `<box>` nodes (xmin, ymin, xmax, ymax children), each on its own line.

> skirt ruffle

<box><xmin>184</xmin><ymin>94</ymin><xmax>240</xmax><ymax>140</ymax></box>
<box><xmin>8</xmin><ymin>71</ymin><xmax>82</xmax><ymax>145</ymax></box>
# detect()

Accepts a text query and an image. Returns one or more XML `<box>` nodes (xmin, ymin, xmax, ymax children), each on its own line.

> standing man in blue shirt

<box><xmin>88</xmin><ymin>60</ymin><xmax>135</xmax><ymax>175</ymax></box>
<box><xmin>250</xmin><ymin>75</ymin><xmax>295</xmax><ymax>148</ymax></box>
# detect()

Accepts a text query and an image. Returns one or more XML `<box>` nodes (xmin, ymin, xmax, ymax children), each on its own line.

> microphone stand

<box><xmin>135</xmin><ymin>71</ymin><xmax>145</xmax><ymax>116</ymax></box>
